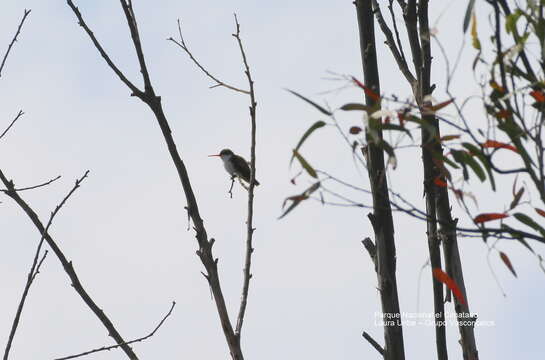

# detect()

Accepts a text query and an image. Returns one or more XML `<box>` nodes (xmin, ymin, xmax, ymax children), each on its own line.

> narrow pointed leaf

<box><xmin>501</xmin><ymin>224</ymin><xmax>535</xmax><ymax>253</ymax></box>
<box><xmin>440</xmin><ymin>134</ymin><xmax>461</xmax><ymax>142</ymax></box>
<box><xmin>462</xmin><ymin>142</ymin><xmax>496</xmax><ymax>190</ymax></box>
<box><xmin>432</xmin><ymin>268</ymin><xmax>466</xmax><ymax>305</ymax></box>
<box><xmin>279</xmin><ymin>182</ymin><xmax>321</xmax><ymax>219</ymax></box>
<box><xmin>290</xmin><ymin>121</ymin><xmax>326</xmax><ymax>166</ymax></box>
<box><xmin>471</xmin><ymin>13</ymin><xmax>481</xmax><ymax>50</ymax></box>
<box><xmin>482</xmin><ymin>140</ymin><xmax>518</xmax><ymax>153</ymax></box>
<box><xmin>513</xmin><ymin>212</ymin><xmax>545</xmax><ymax>237</ymax></box>
<box><xmin>474</xmin><ymin>212</ymin><xmax>509</xmax><ymax>223</ymax></box>
<box><xmin>509</xmin><ymin>187</ymin><xmax>524</xmax><ymax>210</ymax></box>
<box><xmin>535</xmin><ymin>208</ymin><xmax>545</xmax><ymax>218</ymax></box>
<box><xmin>352</xmin><ymin>77</ymin><xmax>380</xmax><ymax>101</ymax></box>
<box><xmin>340</xmin><ymin>103</ymin><xmax>371</xmax><ymax>111</ymax></box>
<box><xmin>292</xmin><ymin>150</ymin><xmax>317</xmax><ymax>178</ymax></box>
<box><xmin>499</xmin><ymin>251</ymin><xmax>517</xmax><ymax>277</ymax></box>
<box><xmin>286</xmin><ymin>89</ymin><xmax>332</xmax><ymax>116</ymax></box>
<box><xmin>463</xmin><ymin>0</ymin><xmax>476</xmax><ymax>33</ymax></box>
<box><xmin>381</xmin><ymin>123</ymin><xmax>413</xmax><ymax>139</ymax></box>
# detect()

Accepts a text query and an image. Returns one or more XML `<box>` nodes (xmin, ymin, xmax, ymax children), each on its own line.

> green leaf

<box><xmin>501</xmin><ymin>224</ymin><xmax>535</xmax><ymax>253</ymax></box>
<box><xmin>450</xmin><ymin>148</ymin><xmax>486</xmax><ymax>182</ymax></box>
<box><xmin>463</xmin><ymin>0</ymin><xmax>476</xmax><ymax>33</ymax></box>
<box><xmin>279</xmin><ymin>182</ymin><xmax>320</xmax><ymax>219</ymax></box>
<box><xmin>381</xmin><ymin>123</ymin><xmax>413</xmax><ymax>139</ymax></box>
<box><xmin>462</xmin><ymin>151</ymin><xmax>486</xmax><ymax>182</ymax></box>
<box><xmin>510</xmin><ymin>187</ymin><xmax>525</xmax><ymax>210</ymax></box>
<box><xmin>505</xmin><ymin>9</ymin><xmax>524</xmax><ymax>34</ymax></box>
<box><xmin>513</xmin><ymin>212</ymin><xmax>545</xmax><ymax>238</ymax></box>
<box><xmin>290</xmin><ymin>121</ymin><xmax>326</xmax><ymax>166</ymax></box>
<box><xmin>462</xmin><ymin>142</ymin><xmax>496</xmax><ymax>190</ymax></box>
<box><xmin>292</xmin><ymin>150</ymin><xmax>318</xmax><ymax>178</ymax></box>
<box><xmin>340</xmin><ymin>103</ymin><xmax>371</xmax><ymax>112</ymax></box>
<box><xmin>451</xmin><ymin>150</ymin><xmax>469</xmax><ymax>180</ymax></box>
<box><xmin>286</xmin><ymin>89</ymin><xmax>332</xmax><ymax>116</ymax></box>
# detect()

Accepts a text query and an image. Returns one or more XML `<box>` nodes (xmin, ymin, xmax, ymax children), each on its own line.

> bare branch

<box><xmin>0</xmin><ymin>110</ymin><xmax>24</xmax><ymax>141</ymax></box>
<box><xmin>118</xmin><ymin>0</ymin><xmax>153</xmax><ymax>94</ymax></box>
<box><xmin>66</xmin><ymin>3</ymin><xmax>244</xmax><ymax>358</ymax></box>
<box><xmin>168</xmin><ymin>20</ymin><xmax>250</xmax><ymax>95</ymax></box>
<box><xmin>0</xmin><ymin>175</ymin><xmax>61</xmax><ymax>192</ymax></box>
<box><xmin>0</xmin><ymin>9</ymin><xmax>31</xmax><ymax>78</ymax></box>
<box><xmin>233</xmin><ymin>13</ymin><xmax>258</xmax><ymax>338</ymax></box>
<box><xmin>362</xmin><ymin>331</ymin><xmax>385</xmax><ymax>356</ymax></box>
<box><xmin>3</xmin><ymin>248</ymin><xmax>48</xmax><ymax>360</ymax></box>
<box><xmin>65</xmin><ymin>0</ymin><xmax>142</xmax><ymax>97</ymax></box>
<box><xmin>0</xmin><ymin>169</ymin><xmax>139</xmax><ymax>360</ymax></box>
<box><xmin>55</xmin><ymin>302</ymin><xmax>176</xmax><ymax>360</ymax></box>
<box><xmin>371</xmin><ymin>0</ymin><xmax>416</xmax><ymax>87</ymax></box>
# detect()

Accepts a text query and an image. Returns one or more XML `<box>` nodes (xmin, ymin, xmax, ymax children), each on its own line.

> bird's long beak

<box><xmin>208</xmin><ymin>154</ymin><xmax>221</xmax><ymax>157</ymax></box>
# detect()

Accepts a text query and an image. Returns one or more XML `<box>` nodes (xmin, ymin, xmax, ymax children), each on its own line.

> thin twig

<box><xmin>55</xmin><ymin>302</ymin><xmax>176</xmax><ymax>360</ymax></box>
<box><xmin>3</xmin><ymin>249</ymin><xmax>48</xmax><ymax>360</ymax></box>
<box><xmin>0</xmin><ymin>169</ymin><xmax>139</xmax><ymax>360</ymax></box>
<box><xmin>371</xmin><ymin>0</ymin><xmax>416</xmax><ymax>87</ymax></box>
<box><xmin>0</xmin><ymin>111</ymin><xmax>24</xmax><ymax>141</ymax></box>
<box><xmin>66</xmin><ymin>1</ymin><xmax>142</xmax><ymax>97</ymax></box>
<box><xmin>0</xmin><ymin>9</ymin><xmax>31</xmax><ymax>78</ymax></box>
<box><xmin>228</xmin><ymin>176</ymin><xmax>235</xmax><ymax>198</ymax></box>
<box><xmin>0</xmin><ymin>175</ymin><xmax>61</xmax><ymax>192</ymax></box>
<box><xmin>168</xmin><ymin>19</ymin><xmax>250</xmax><ymax>95</ymax></box>
<box><xmin>233</xmin><ymin>13</ymin><xmax>257</xmax><ymax>338</ymax></box>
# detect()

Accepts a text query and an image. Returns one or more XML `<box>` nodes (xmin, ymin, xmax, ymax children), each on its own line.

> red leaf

<box><xmin>535</xmin><ymin>208</ymin><xmax>545</xmax><ymax>218</ymax></box>
<box><xmin>495</xmin><ymin>109</ymin><xmax>512</xmax><ymax>119</ymax></box>
<box><xmin>482</xmin><ymin>140</ymin><xmax>518</xmax><ymax>153</ymax></box>
<box><xmin>351</xmin><ymin>77</ymin><xmax>380</xmax><ymax>101</ymax></box>
<box><xmin>440</xmin><ymin>134</ymin><xmax>461</xmax><ymax>142</ymax></box>
<box><xmin>432</xmin><ymin>268</ymin><xmax>466</xmax><ymax>305</ymax></box>
<box><xmin>499</xmin><ymin>251</ymin><xmax>517</xmax><ymax>278</ymax></box>
<box><xmin>434</xmin><ymin>177</ymin><xmax>448</xmax><ymax>187</ymax></box>
<box><xmin>384</xmin><ymin>116</ymin><xmax>391</xmax><ymax>124</ymax></box>
<box><xmin>349</xmin><ymin>126</ymin><xmax>362</xmax><ymax>135</ymax></box>
<box><xmin>430</xmin><ymin>99</ymin><xmax>455</xmax><ymax>111</ymax></box>
<box><xmin>530</xmin><ymin>90</ymin><xmax>545</xmax><ymax>103</ymax></box>
<box><xmin>397</xmin><ymin>111</ymin><xmax>408</xmax><ymax>127</ymax></box>
<box><xmin>474</xmin><ymin>212</ymin><xmax>509</xmax><ymax>223</ymax></box>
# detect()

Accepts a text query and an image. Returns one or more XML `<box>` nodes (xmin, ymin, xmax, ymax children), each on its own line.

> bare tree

<box><xmin>65</xmin><ymin>1</ymin><xmax>259</xmax><ymax>359</ymax></box>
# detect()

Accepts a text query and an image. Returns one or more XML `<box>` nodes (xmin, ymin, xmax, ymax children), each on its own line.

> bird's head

<box><xmin>209</xmin><ymin>148</ymin><xmax>234</xmax><ymax>160</ymax></box>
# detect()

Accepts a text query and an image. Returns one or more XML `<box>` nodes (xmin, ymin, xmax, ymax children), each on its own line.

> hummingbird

<box><xmin>209</xmin><ymin>149</ymin><xmax>260</xmax><ymax>186</ymax></box>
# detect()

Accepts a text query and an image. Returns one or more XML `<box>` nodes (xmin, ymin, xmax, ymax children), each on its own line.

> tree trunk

<box><xmin>355</xmin><ymin>1</ymin><xmax>405</xmax><ymax>359</ymax></box>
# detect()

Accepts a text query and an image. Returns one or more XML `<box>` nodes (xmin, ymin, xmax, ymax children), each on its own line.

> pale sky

<box><xmin>1</xmin><ymin>1</ymin><xmax>544</xmax><ymax>359</ymax></box>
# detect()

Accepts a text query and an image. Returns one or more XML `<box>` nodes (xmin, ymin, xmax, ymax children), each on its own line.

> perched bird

<box><xmin>209</xmin><ymin>149</ymin><xmax>259</xmax><ymax>186</ymax></box>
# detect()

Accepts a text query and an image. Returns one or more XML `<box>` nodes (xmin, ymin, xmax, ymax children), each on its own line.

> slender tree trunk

<box><xmin>355</xmin><ymin>1</ymin><xmax>405</xmax><ymax>359</ymax></box>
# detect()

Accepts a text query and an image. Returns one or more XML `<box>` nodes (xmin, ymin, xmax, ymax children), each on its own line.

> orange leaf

<box><xmin>440</xmin><ymin>134</ymin><xmax>461</xmax><ymax>142</ymax></box>
<box><xmin>489</xmin><ymin>80</ymin><xmax>505</xmax><ymax>93</ymax></box>
<box><xmin>499</xmin><ymin>251</ymin><xmax>517</xmax><ymax>278</ymax></box>
<box><xmin>474</xmin><ymin>212</ymin><xmax>509</xmax><ymax>223</ymax></box>
<box><xmin>495</xmin><ymin>109</ymin><xmax>512</xmax><ymax>119</ymax></box>
<box><xmin>535</xmin><ymin>208</ymin><xmax>545</xmax><ymax>218</ymax></box>
<box><xmin>349</xmin><ymin>126</ymin><xmax>362</xmax><ymax>135</ymax></box>
<box><xmin>434</xmin><ymin>177</ymin><xmax>448</xmax><ymax>187</ymax></box>
<box><xmin>530</xmin><ymin>90</ymin><xmax>545</xmax><ymax>103</ymax></box>
<box><xmin>431</xmin><ymin>99</ymin><xmax>455</xmax><ymax>111</ymax></box>
<box><xmin>432</xmin><ymin>268</ymin><xmax>466</xmax><ymax>305</ymax></box>
<box><xmin>351</xmin><ymin>77</ymin><xmax>380</xmax><ymax>101</ymax></box>
<box><xmin>482</xmin><ymin>140</ymin><xmax>518</xmax><ymax>153</ymax></box>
